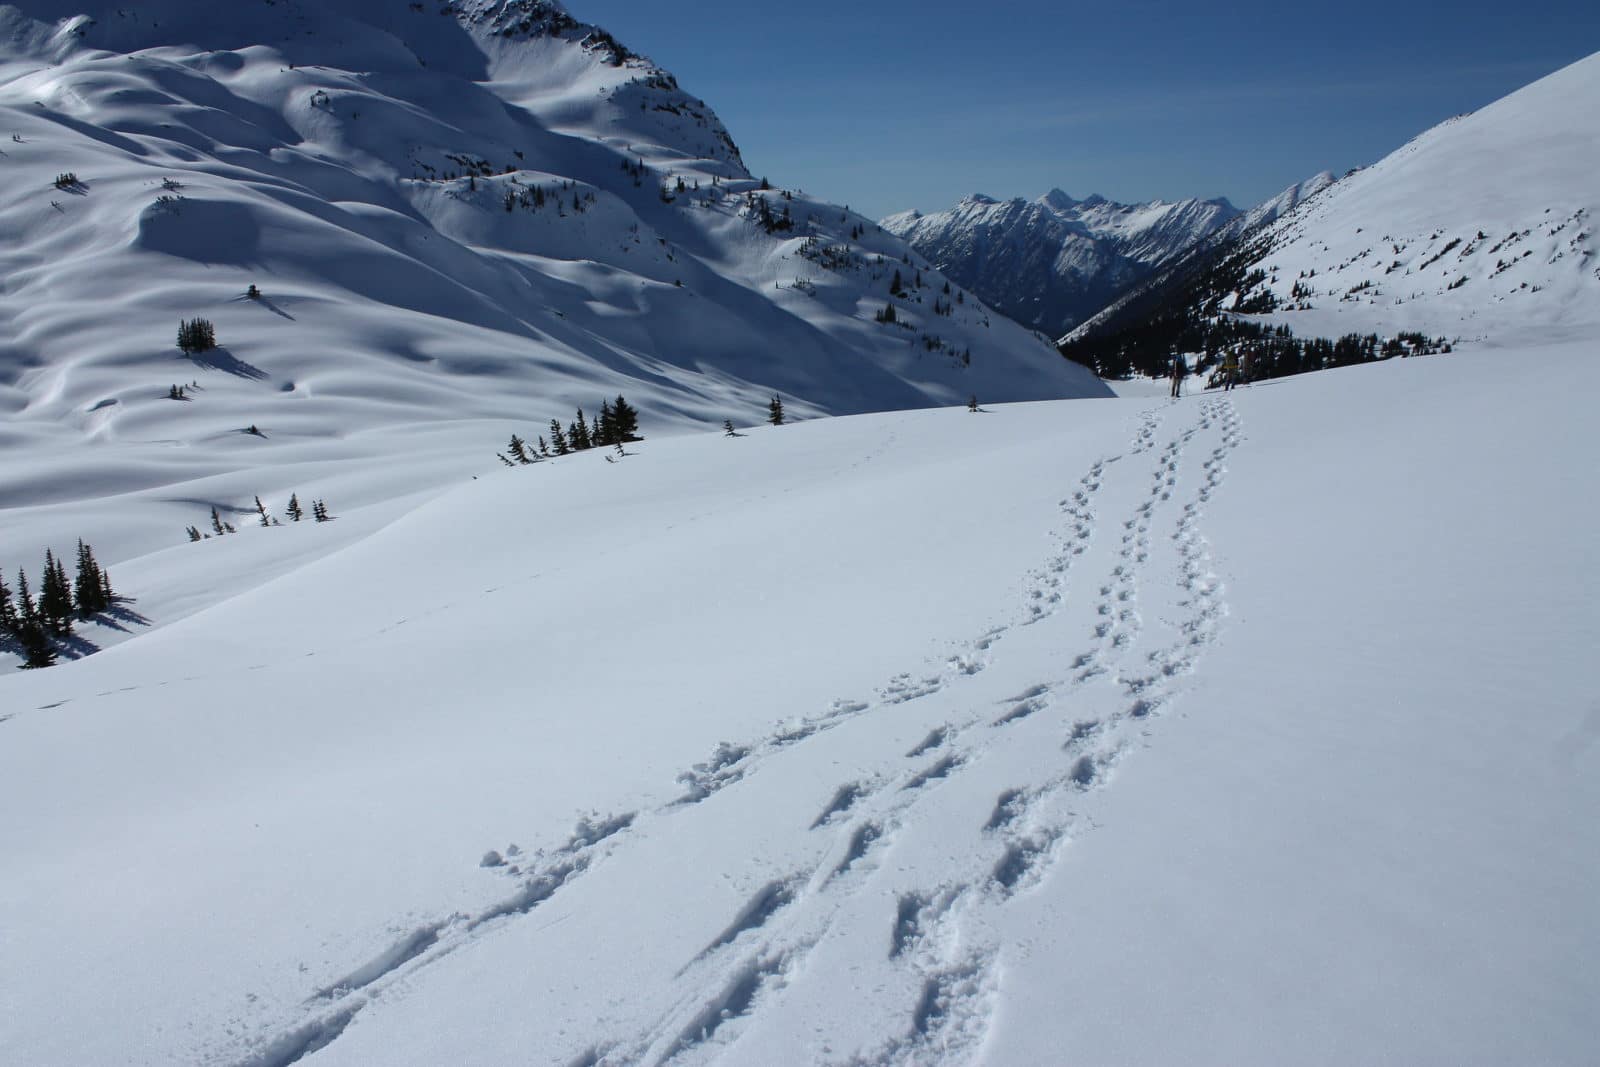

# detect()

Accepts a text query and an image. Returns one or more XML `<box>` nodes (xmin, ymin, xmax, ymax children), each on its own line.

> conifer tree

<box><xmin>16</xmin><ymin>568</ymin><xmax>38</xmax><ymax>627</ymax></box>
<box><xmin>17</xmin><ymin>619</ymin><xmax>56</xmax><ymax>669</ymax></box>
<box><xmin>537</xmin><ymin>436</ymin><xmax>551</xmax><ymax>458</ymax></box>
<box><xmin>255</xmin><ymin>495</ymin><xmax>270</xmax><ymax>527</ymax></box>
<box><xmin>767</xmin><ymin>394</ymin><xmax>785</xmax><ymax>426</ymax></box>
<box><xmin>968</xmin><ymin>395</ymin><xmax>979</xmax><ymax>413</ymax></box>
<box><xmin>0</xmin><ymin>569</ymin><xmax>15</xmax><ymax>635</ymax></box>
<box><xmin>723</xmin><ymin>419</ymin><xmax>738</xmax><ymax>437</ymax></box>
<box><xmin>188</xmin><ymin>525</ymin><xmax>202</xmax><ymax>542</ymax></box>
<box><xmin>569</xmin><ymin>409</ymin><xmax>592</xmax><ymax>451</ymax></box>
<box><xmin>549</xmin><ymin>420</ymin><xmax>570</xmax><ymax>455</ymax></box>
<box><xmin>211</xmin><ymin>506</ymin><xmax>226</xmax><ymax>536</ymax></box>
<box><xmin>312</xmin><ymin>500</ymin><xmax>331</xmax><ymax>523</ymax></box>
<box><xmin>74</xmin><ymin>540</ymin><xmax>105</xmax><ymax>617</ymax></box>
<box><xmin>286</xmin><ymin>494</ymin><xmax>304</xmax><ymax>522</ymax></box>
<box><xmin>596</xmin><ymin>399</ymin><xmax>616</xmax><ymax>446</ymax></box>
<box><xmin>39</xmin><ymin>550</ymin><xmax>72</xmax><ymax>636</ymax></box>
<box><xmin>611</xmin><ymin>395</ymin><xmax>640</xmax><ymax>442</ymax></box>
<box><xmin>507</xmin><ymin>434</ymin><xmax>533</xmax><ymax>465</ymax></box>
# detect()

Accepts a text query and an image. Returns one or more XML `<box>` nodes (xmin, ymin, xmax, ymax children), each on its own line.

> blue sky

<box><xmin>593</xmin><ymin>1</ymin><xmax>1599</xmax><ymax>218</ymax></box>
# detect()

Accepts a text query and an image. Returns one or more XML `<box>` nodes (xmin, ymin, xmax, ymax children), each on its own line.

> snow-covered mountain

<box><xmin>1062</xmin><ymin>52</ymin><xmax>1600</xmax><ymax>364</ymax></box>
<box><xmin>1234</xmin><ymin>54</ymin><xmax>1600</xmax><ymax>344</ymax></box>
<box><xmin>0</xmin><ymin>0</ymin><xmax>1104</xmax><ymax>573</ymax></box>
<box><xmin>881</xmin><ymin>176</ymin><xmax>1332</xmax><ymax>337</ymax></box>
<box><xmin>3</xmin><ymin>18</ymin><xmax>1596</xmax><ymax>1066</ymax></box>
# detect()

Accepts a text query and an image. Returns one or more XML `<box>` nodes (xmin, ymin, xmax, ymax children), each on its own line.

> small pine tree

<box><xmin>968</xmin><ymin>395</ymin><xmax>979</xmax><ymax>413</ymax></box>
<box><xmin>0</xmin><ymin>569</ymin><xmax>15</xmax><ymax>635</ymax></box>
<box><xmin>312</xmin><ymin>500</ymin><xmax>330</xmax><ymax>522</ymax></box>
<box><xmin>17</xmin><ymin>620</ymin><xmax>56</xmax><ymax>669</ymax></box>
<box><xmin>596</xmin><ymin>399</ymin><xmax>616</xmax><ymax>446</ymax></box>
<box><xmin>16</xmin><ymin>568</ymin><xmax>38</xmax><ymax>626</ymax></box>
<box><xmin>569</xmin><ymin>409</ymin><xmax>592</xmax><ymax>451</ymax></box>
<box><xmin>507</xmin><ymin>434</ymin><xmax>533</xmax><ymax>465</ymax></box>
<box><xmin>767</xmin><ymin>394</ymin><xmax>785</xmax><ymax>426</ymax></box>
<box><xmin>211</xmin><ymin>506</ymin><xmax>225</xmax><ymax>536</ymax></box>
<box><xmin>537</xmin><ymin>435</ymin><xmax>551</xmax><ymax>458</ymax></box>
<box><xmin>74</xmin><ymin>540</ymin><xmax>105</xmax><ymax>617</ymax></box>
<box><xmin>255</xmin><ymin>495</ymin><xmax>270</xmax><ymax>527</ymax></box>
<box><xmin>286</xmin><ymin>494</ymin><xmax>304</xmax><ymax>522</ymax></box>
<box><xmin>39</xmin><ymin>550</ymin><xmax>72</xmax><ymax>636</ymax></box>
<box><xmin>611</xmin><ymin>395</ymin><xmax>640</xmax><ymax>442</ymax></box>
<box><xmin>549</xmin><ymin>420</ymin><xmax>570</xmax><ymax>455</ymax></box>
<box><xmin>187</xmin><ymin>525</ymin><xmax>202</xmax><ymax>542</ymax></box>
<box><xmin>723</xmin><ymin>419</ymin><xmax>738</xmax><ymax>437</ymax></box>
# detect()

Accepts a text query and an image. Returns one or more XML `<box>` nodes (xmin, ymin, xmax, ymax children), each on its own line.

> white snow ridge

<box><xmin>1</xmin><ymin>8</ymin><xmax>1596</xmax><ymax>1067</ymax></box>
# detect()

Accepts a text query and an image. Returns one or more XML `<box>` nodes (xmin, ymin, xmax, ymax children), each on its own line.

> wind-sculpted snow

<box><xmin>0</xmin><ymin>0</ymin><xmax>1104</xmax><ymax>604</ymax></box>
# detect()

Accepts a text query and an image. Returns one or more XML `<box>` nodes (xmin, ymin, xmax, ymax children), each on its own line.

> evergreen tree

<box><xmin>596</xmin><ymin>399</ymin><xmax>616</xmax><ymax>446</ymax></box>
<box><xmin>74</xmin><ymin>540</ymin><xmax>105</xmax><ymax>617</ymax></box>
<box><xmin>286</xmin><ymin>494</ymin><xmax>304</xmax><ymax>522</ymax></box>
<box><xmin>968</xmin><ymin>395</ymin><xmax>979</xmax><ymax>413</ymax></box>
<box><xmin>211</xmin><ymin>506</ymin><xmax>226</xmax><ymax>535</ymax></box>
<box><xmin>611</xmin><ymin>395</ymin><xmax>640</xmax><ymax>442</ymax></box>
<box><xmin>16</xmin><ymin>568</ymin><xmax>38</xmax><ymax>626</ymax></box>
<box><xmin>537</xmin><ymin>435</ymin><xmax>551</xmax><ymax>458</ymax></box>
<box><xmin>17</xmin><ymin>620</ymin><xmax>56</xmax><ymax>669</ymax></box>
<box><xmin>767</xmin><ymin>394</ymin><xmax>785</xmax><ymax>426</ymax></box>
<box><xmin>890</xmin><ymin>269</ymin><xmax>904</xmax><ymax>295</ymax></box>
<box><xmin>0</xmin><ymin>568</ymin><xmax>15</xmax><ymax>635</ymax></box>
<box><xmin>569</xmin><ymin>409</ymin><xmax>592</xmax><ymax>451</ymax></box>
<box><xmin>548</xmin><ymin>420</ymin><xmax>570</xmax><ymax>455</ymax></box>
<box><xmin>507</xmin><ymin>433</ymin><xmax>533</xmax><ymax>465</ymax></box>
<box><xmin>38</xmin><ymin>550</ymin><xmax>72</xmax><ymax>636</ymax></box>
<box><xmin>187</xmin><ymin>525</ymin><xmax>202</xmax><ymax>542</ymax></box>
<box><xmin>723</xmin><ymin>419</ymin><xmax>739</xmax><ymax>437</ymax></box>
<box><xmin>312</xmin><ymin>500</ymin><xmax>331</xmax><ymax>523</ymax></box>
<box><xmin>255</xmin><ymin>495</ymin><xmax>270</xmax><ymax>527</ymax></box>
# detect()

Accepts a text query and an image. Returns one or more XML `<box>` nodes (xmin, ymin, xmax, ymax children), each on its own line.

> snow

<box><xmin>2</xmin><ymin>7</ymin><xmax>1597</xmax><ymax>1066</ymax></box>
<box><xmin>5</xmin><ymin>341</ymin><xmax>1599</xmax><ymax>1065</ymax></box>
<box><xmin>882</xmin><ymin>176</ymin><xmax>1329</xmax><ymax>337</ymax></box>
<box><xmin>0</xmin><ymin>0</ymin><xmax>1103</xmax><ymax>596</ymax></box>
<box><xmin>1241</xmin><ymin>54</ymin><xmax>1600</xmax><ymax>343</ymax></box>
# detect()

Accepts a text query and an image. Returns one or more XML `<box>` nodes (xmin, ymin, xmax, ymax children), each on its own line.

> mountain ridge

<box><xmin>882</xmin><ymin>174</ymin><xmax>1332</xmax><ymax>337</ymax></box>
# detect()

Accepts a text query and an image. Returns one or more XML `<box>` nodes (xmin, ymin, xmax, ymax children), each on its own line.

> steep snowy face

<box><xmin>0</xmin><ymin>0</ymin><xmax>1105</xmax><ymax>566</ymax></box>
<box><xmin>882</xmin><ymin>189</ymin><xmax>1243</xmax><ymax>335</ymax></box>
<box><xmin>1241</xmin><ymin>52</ymin><xmax>1600</xmax><ymax>342</ymax></box>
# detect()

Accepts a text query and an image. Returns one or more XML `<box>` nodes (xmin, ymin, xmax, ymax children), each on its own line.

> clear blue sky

<box><xmin>591</xmin><ymin>1</ymin><xmax>1599</xmax><ymax>219</ymax></box>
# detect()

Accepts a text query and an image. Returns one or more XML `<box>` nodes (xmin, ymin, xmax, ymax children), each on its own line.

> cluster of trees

<box><xmin>1</xmin><ymin>542</ymin><xmax>113</xmax><ymax>669</ymax></box>
<box><xmin>498</xmin><ymin>396</ymin><xmax>643</xmax><ymax>465</ymax></box>
<box><xmin>747</xmin><ymin>192</ymin><xmax>795</xmax><ymax>234</ymax></box>
<box><xmin>185</xmin><ymin>494</ymin><xmax>331</xmax><ymax>541</ymax></box>
<box><xmin>177</xmin><ymin>317</ymin><xmax>217</xmax><ymax>353</ymax></box>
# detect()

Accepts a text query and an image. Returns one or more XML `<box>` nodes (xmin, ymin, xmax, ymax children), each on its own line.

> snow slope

<box><xmin>0</xmin><ymin>0</ymin><xmax>1103</xmax><ymax>599</ymax></box>
<box><xmin>881</xmin><ymin>176</ymin><xmax>1332</xmax><ymax>338</ymax></box>
<box><xmin>2</xmin><ymin>338</ymin><xmax>1596</xmax><ymax>1066</ymax></box>
<box><xmin>1240</xmin><ymin>52</ymin><xmax>1600</xmax><ymax>343</ymax></box>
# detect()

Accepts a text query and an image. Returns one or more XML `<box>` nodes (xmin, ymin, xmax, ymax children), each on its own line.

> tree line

<box><xmin>1</xmin><ymin>542</ymin><xmax>113</xmax><ymax>669</ymax></box>
<box><xmin>498</xmin><ymin>395</ymin><xmax>641</xmax><ymax>465</ymax></box>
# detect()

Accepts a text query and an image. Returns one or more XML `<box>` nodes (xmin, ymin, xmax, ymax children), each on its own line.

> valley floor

<box><xmin>2</xmin><ymin>342</ymin><xmax>1596</xmax><ymax>1065</ymax></box>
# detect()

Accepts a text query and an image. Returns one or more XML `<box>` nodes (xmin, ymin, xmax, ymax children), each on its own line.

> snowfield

<box><xmin>4</xmin><ymin>341</ymin><xmax>1598</xmax><ymax>1066</ymax></box>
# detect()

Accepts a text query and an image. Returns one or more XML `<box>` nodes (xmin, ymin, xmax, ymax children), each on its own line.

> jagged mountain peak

<box><xmin>883</xmin><ymin>183</ymin><xmax>1266</xmax><ymax>335</ymax></box>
